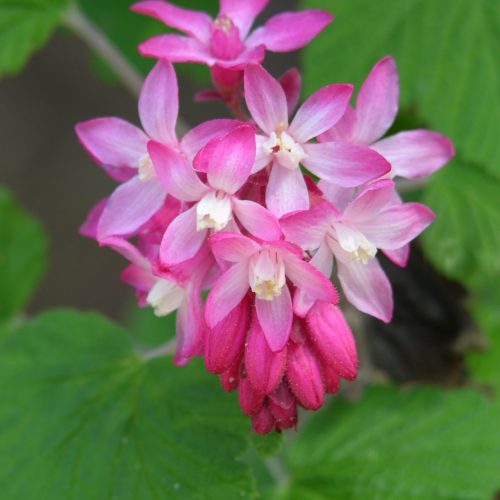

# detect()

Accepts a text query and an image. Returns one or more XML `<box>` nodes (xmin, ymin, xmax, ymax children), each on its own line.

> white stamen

<box><xmin>330</xmin><ymin>223</ymin><xmax>377</xmax><ymax>264</ymax></box>
<box><xmin>249</xmin><ymin>249</ymin><xmax>286</xmax><ymax>300</ymax></box>
<box><xmin>147</xmin><ymin>279</ymin><xmax>185</xmax><ymax>317</ymax></box>
<box><xmin>196</xmin><ymin>191</ymin><xmax>232</xmax><ymax>231</ymax></box>
<box><xmin>138</xmin><ymin>153</ymin><xmax>156</xmax><ymax>182</ymax></box>
<box><xmin>262</xmin><ymin>130</ymin><xmax>306</xmax><ymax>170</ymax></box>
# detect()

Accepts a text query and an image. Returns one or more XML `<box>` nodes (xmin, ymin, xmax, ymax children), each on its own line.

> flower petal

<box><xmin>205</xmin><ymin>261</ymin><xmax>250</xmax><ymax>328</ymax></box>
<box><xmin>255</xmin><ymin>286</ymin><xmax>293</xmax><ymax>352</ymax></box>
<box><xmin>97</xmin><ymin>177</ymin><xmax>165</xmax><ymax>240</ymax></box>
<box><xmin>181</xmin><ymin>119</ymin><xmax>242</xmax><ymax>163</ymax></box>
<box><xmin>372</xmin><ymin>130</ymin><xmax>455</xmax><ymax>179</ymax></box>
<box><xmin>337</xmin><ymin>258</ymin><xmax>393</xmax><ymax>322</ymax></box>
<box><xmin>219</xmin><ymin>0</ymin><xmax>270</xmax><ymax>38</ymax></box>
<box><xmin>209</xmin><ymin>232</ymin><xmax>260</xmax><ymax>263</ymax></box>
<box><xmin>148</xmin><ymin>141</ymin><xmax>207</xmax><ymax>201</ymax></box>
<box><xmin>266</xmin><ymin>165</ymin><xmax>309</xmax><ymax>218</ymax></box>
<box><xmin>159</xmin><ymin>205</ymin><xmax>207</xmax><ymax>266</ymax></box>
<box><xmin>279</xmin><ymin>68</ymin><xmax>302</xmax><ymax>116</ymax></box>
<box><xmin>383</xmin><ymin>245</ymin><xmax>410</xmax><ymax>267</ymax></box>
<box><xmin>139</xmin><ymin>60</ymin><xmax>178</xmax><ymax>144</ymax></box>
<box><xmin>318</xmin><ymin>105</ymin><xmax>357</xmax><ymax>143</ymax></box>
<box><xmin>343</xmin><ymin>179</ymin><xmax>395</xmax><ymax>222</ymax></box>
<box><xmin>302</xmin><ymin>142</ymin><xmax>391</xmax><ymax>187</ymax></box>
<box><xmin>244</xmin><ymin>64</ymin><xmax>288</xmax><ymax>135</ymax></box>
<box><xmin>281</xmin><ymin>200</ymin><xmax>337</xmax><ymax>250</ymax></box>
<box><xmin>289</xmin><ymin>84</ymin><xmax>353</xmax><ymax>143</ymax></box>
<box><xmin>358</xmin><ymin>202</ymin><xmax>436</xmax><ymax>250</ymax></box>
<box><xmin>232</xmin><ymin>199</ymin><xmax>282</xmax><ymax>241</ymax></box>
<box><xmin>194</xmin><ymin>125</ymin><xmax>256</xmax><ymax>194</ymax></box>
<box><xmin>284</xmin><ymin>254</ymin><xmax>338</xmax><ymax>303</ymax></box>
<box><xmin>80</xmin><ymin>198</ymin><xmax>107</xmax><ymax>240</ymax></box>
<box><xmin>246</xmin><ymin>10</ymin><xmax>333</xmax><ymax>52</ymax></box>
<box><xmin>354</xmin><ymin>55</ymin><xmax>399</xmax><ymax>144</ymax></box>
<box><xmin>131</xmin><ymin>1</ymin><xmax>213</xmax><ymax>43</ymax></box>
<box><xmin>317</xmin><ymin>181</ymin><xmax>355</xmax><ymax>212</ymax></box>
<box><xmin>139</xmin><ymin>34</ymin><xmax>213</xmax><ymax>64</ymax></box>
<box><xmin>75</xmin><ymin>117</ymin><xmax>147</xmax><ymax>177</ymax></box>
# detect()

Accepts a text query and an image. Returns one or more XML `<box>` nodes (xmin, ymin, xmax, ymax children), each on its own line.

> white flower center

<box><xmin>147</xmin><ymin>279</ymin><xmax>185</xmax><ymax>317</ymax></box>
<box><xmin>330</xmin><ymin>223</ymin><xmax>377</xmax><ymax>264</ymax></box>
<box><xmin>196</xmin><ymin>191</ymin><xmax>232</xmax><ymax>231</ymax></box>
<box><xmin>138</xmin><ymin>153</ymin><xmax>156</xmax><ymax>182</ymax></box>
<box><xmin>262</xmin><ymin>127</ymin><xmax>306</xmax><ymax>170</ymax></box>
<box><xmin>249</xmin><ymin>249</ymin><xmax>286</xmax><ymax>301</ymax></box>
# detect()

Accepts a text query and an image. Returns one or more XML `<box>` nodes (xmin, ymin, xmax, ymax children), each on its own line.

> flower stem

<box><xmin>138</xmin><ymin>338</ymin><xmax>177</xmax><ymax>361</ymax></box>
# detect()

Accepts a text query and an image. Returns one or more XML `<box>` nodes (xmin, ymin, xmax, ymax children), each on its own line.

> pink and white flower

<box><xmin>244</xmin><ymin>64</ymin><xmax>391</xmax><ymax>217</ymax></box>
<box><xmin>319</xmin><ymin>56</ymin><xmax>455</xmax><ymax>180</ymax></box>
<box><xmin>282</xmin><ymin>180</ymin><xmax>435</xmax><ymax>322</ymax></box>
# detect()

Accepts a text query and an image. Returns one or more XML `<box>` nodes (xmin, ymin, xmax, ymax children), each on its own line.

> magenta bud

<box><xmin>245</xmin><ymin>315</ymin><xmax>287</xmax><ymax>395</ymax></box>
<box><xmin>252</xmin><ymin>404</ymin><xmax>276</xmax><ymax>435</ymax></box>
<box><xmin>238</xmin><ymin>376</ymin><xmax>265</xmax><ymax>416</ymax></box>
<box><xmin>286</xmin><ymin>339</ymin><xmax>325</xmax><ymax>411</ymax></box>
<box><xmin>219</xmin><ymin>356</ymin><xmax>242</xmax><ymax>393</ymax></box>
<box><xmin>205</xmin><ymin>296</ymin><xmax>250</xmax><ymax>374</ymax></box>
<box><xmin>306</xmin><ymin>302</ymin><xmax>358</xmax><ymax>380</ymax></box>
<box><xmin>269</xmin><ymin>382</ymin><xmax>297</xmax><ymax>430</ymax></box>
<box><xmin>321</xmin><ymin>362</ymin><xmax>341</xmax><ymax>394</ymax></box>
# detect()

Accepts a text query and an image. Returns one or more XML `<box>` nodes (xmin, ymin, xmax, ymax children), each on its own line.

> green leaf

<box><xmin>421</xmin><ymin>160</ymin><xmax>500</xmax><ymax>280</ymax></box>
<box><xmin>285</xmin><ymin>385</ymin><xmax>500</xmax><ymax>499</ymax></box>
<box><xmin>0</xmin><ymin>310</ymin><xmax>256</xmax><ymax>499</ymax></box>
<box><xmin>0</xmin><ymin>186</ymin><xmax>47</xmax><ymax>323</ymax></box>
<box><xmin>301</xmin><ymin>0</ymin><xmax>500</xmax><ymax>177</ymax></box>
<box><xmin>0</xmin><ymin>0</ymin><xmax>69</xmax><ymax>77</ymax></box>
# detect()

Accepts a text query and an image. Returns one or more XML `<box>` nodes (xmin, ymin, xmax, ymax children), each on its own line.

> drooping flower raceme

<box><xmin>77</xmin><ymin>1</ymin><xmax>454</xmax><ymax>434</ymax></box>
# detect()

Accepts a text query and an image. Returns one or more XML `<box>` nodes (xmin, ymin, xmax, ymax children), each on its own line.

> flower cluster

<box><xmin>76</xmin><ymin>0</ymin><xmax>454</xmax><ymax>433</ymax></box>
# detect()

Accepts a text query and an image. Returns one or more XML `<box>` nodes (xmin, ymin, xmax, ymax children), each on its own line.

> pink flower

<box><xmin>282</xmin><ymin>180</ymin><xmax>435</xmax><ymax>322</ymax></box>
<box><xmin>148</xmin><ymin>125</ymin><xmax>283</xmax><ymax>266</ymax></box>
<box><xmin>243</xmin><ymin>65</ymin><xmax>391</xmax><ymax>217</ymax></box>
<box><xmin>319</xmin><ymin>56</ymin><xmax>455</xmax><ymax>179</ymax></box>
<box><xmin>205</xmin><ymin>232</ymin><xmax>337</xmax><ymax>351</ymax></box>
<box><xmin>132</xmin><ymin>0</ymin><xmax>333</xmax><ymax>70</ymax></box>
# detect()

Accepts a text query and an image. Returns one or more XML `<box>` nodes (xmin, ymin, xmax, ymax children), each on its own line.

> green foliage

<box><xmin>0</xmin><ymin>0</ymin><xmax>69</xmax><ymax>77</ymax></box>
<box><xmin>301</xmin><ymin>0</ymin><xmax>500</xmax><ymax>281</ymax></box>
<box><xmin>0</xmin><ymin>186</ymin><xmax>47</xmax><ymax>324</ymax></box>
<box><xmin>285</xmin><ymin>385</ymin><xmax>500</xmax><ymax>499</ymax></box>
<box><xmin>0</xmin><ymin>310</ymin><xmax>256</xmax><ymax>499</ymax></box>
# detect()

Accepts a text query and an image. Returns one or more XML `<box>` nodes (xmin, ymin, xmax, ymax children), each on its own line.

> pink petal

<box><xmin>194</xmin><ymin>125</ymin><xmax>256</xmax><ymax>194</ymax></box>
<box><xmin>139</xmin><ymin>60</ymin><xmax>178</xmax><ymax>144</ymax></box>
<box><xmin>75</xmin><ymin>118</ymin><xmax>147</xmax><ymax>178</ymax></box>
<box><xmin>121</xmin><ymin>264</ymin><xmax>155</xmax><ymax>295</ymax></box>
<box><xmin>354</xmin><ymin>55</ymin><xmax>399</xmax><ymax>145</ymax></box>
<box><xmin>131</xmin><ymin>1</ymin><xmax>213</xmax><ymax>43</ymax></box>
<box><xmin>139</xmin><ymin>34</ymin><xmax>213</xmax><ymax>64</ymax></box>
<box><xmin>215</xmin><ymin>45</ymin><xmax>266</xmax><ymax>69</ymax></box>
<box><xmin>284</xmin><ymin>254</ymin><xmax>338</xmax><ymax>303</ymax></box>
<box><xmin>358</xmin><ymin>202</ymin><xmax>435</xmax><ymax>250</ymax></box>
<box><xmin>232</xmin><ymin>199</ymin><xmax>283</xmax><ymax>241</ymax></box>
<box><xmin>383</xmin><ymin>245</ymin><xmax>410</xmax><ymax>267</ymax></box>
<box><xmin>318</xmin><ymin>105</ymin><xmax>357</xmax><ymax>143</ymax></box>
<box><xmin>209</xmin><ymin>232</ymin><xmax>260</xmax><ymax>263</ymax></box>
<box><xmin>80</xmin><ymin>198</ymin><xmax>107</xmax><ymax>240</ymax></box>
<box><xmin>244</xmin><ymin>65</ymin><xmax>288</xmax><ymax>135</ymax></box>
<box><xmin>103</xmin><ymin>236</ymin><xmax>151</xmax><ymax>269</ymax></box>
<box><xmin>266</xmin><ymin>165</ymin><xmax>309</xmax><ymax>218</ymax></box>
<box><xmin>343</xmin><ymin>179</ymin><xmax>395</xmax><ymax>222</ymax></box>
<box><xmin>255</xmin><ymin>286</ymin><xmax>293</xmax><ymax>352</ymax></box>
<box><xmin>159</xmin><ymin>205</ymin><xmax>207</xmax><ymax>266</ymax></box>
<box><xmin>286</xmin><ymin>339</ymin><xmax>324</xmax><ymax>410</ymax></box>
<box><xmin>302</xmin><ymin>142</ymin><xmax>391</xmax><ymax>187</ymax></box>
<box><xmin>219</xmin><ymin>0</ymin><xmax>270</xmax><ymax>38</ymax></box>
<box><xmin>245</xmin><ymin>315</ymin><xmax>287</xmax><ymax>394</ymax></box>
<box><xmin>97</xmin><ymin>177</ymin><xmax>165</xmax><ymax>240</ymax></box>
<box><xmin>306</xmin><ymin>302</ymin><xmax>358</xmax><ymax>380</ymax></box>
<box><xmin>181</xmin><ymin>119</ymin><xmax>242</xmax><ymax>163</ymax></box>
<box><xmin>175</xmin><ymin>289</ymin><xmax>205</xmax><ymax>365</ymax></box>
<box><xmin>371</xmin><ymin>130</ymin><xmax>455</xmax><ymax>179</ymax></box>
<box><xmin>205</xmin><ymin>295</ymin><xmax>250</xmax><ymax>374</ymax></box>
<box><xmin>246</xmin><ymin>10</ymin><xmax>333</xmax><ymax>52</ymax></box>
<box><xmin>279</xmin><ymin>68</ymin><xmax>302</xmax><ymax>116</ymax></box>
<box><xmin>238</xmin><ymin>376</ymin><xmax>265</xmax><ymax>416</ymax></box>
<box><xmin>205</xmin><ymin>261</ymin><xmax>250</xmax><ymax>328</ymax></box>
<box><xmin>337</xmin><ymin>258</ymin><xmax>393</xmax><ymax>322</ymax></box>
<box><xmin>289</xmin><ymin>84</ymin><xmax>353</xmax><ymax>143</ymax></box>
<box><xmin>318</xmin><ymin>181</ymin><xmax>355</xmax><ymax>212</ymax></box>
<box><xmin>148</xmin><ymin>141</ymin><xmax>207</xmax><ymax>201</ymax></box>
<box><xmin>281</xmin><ymin>200</ymin><xmax>337</xmax><ymax>250</ymax></box>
